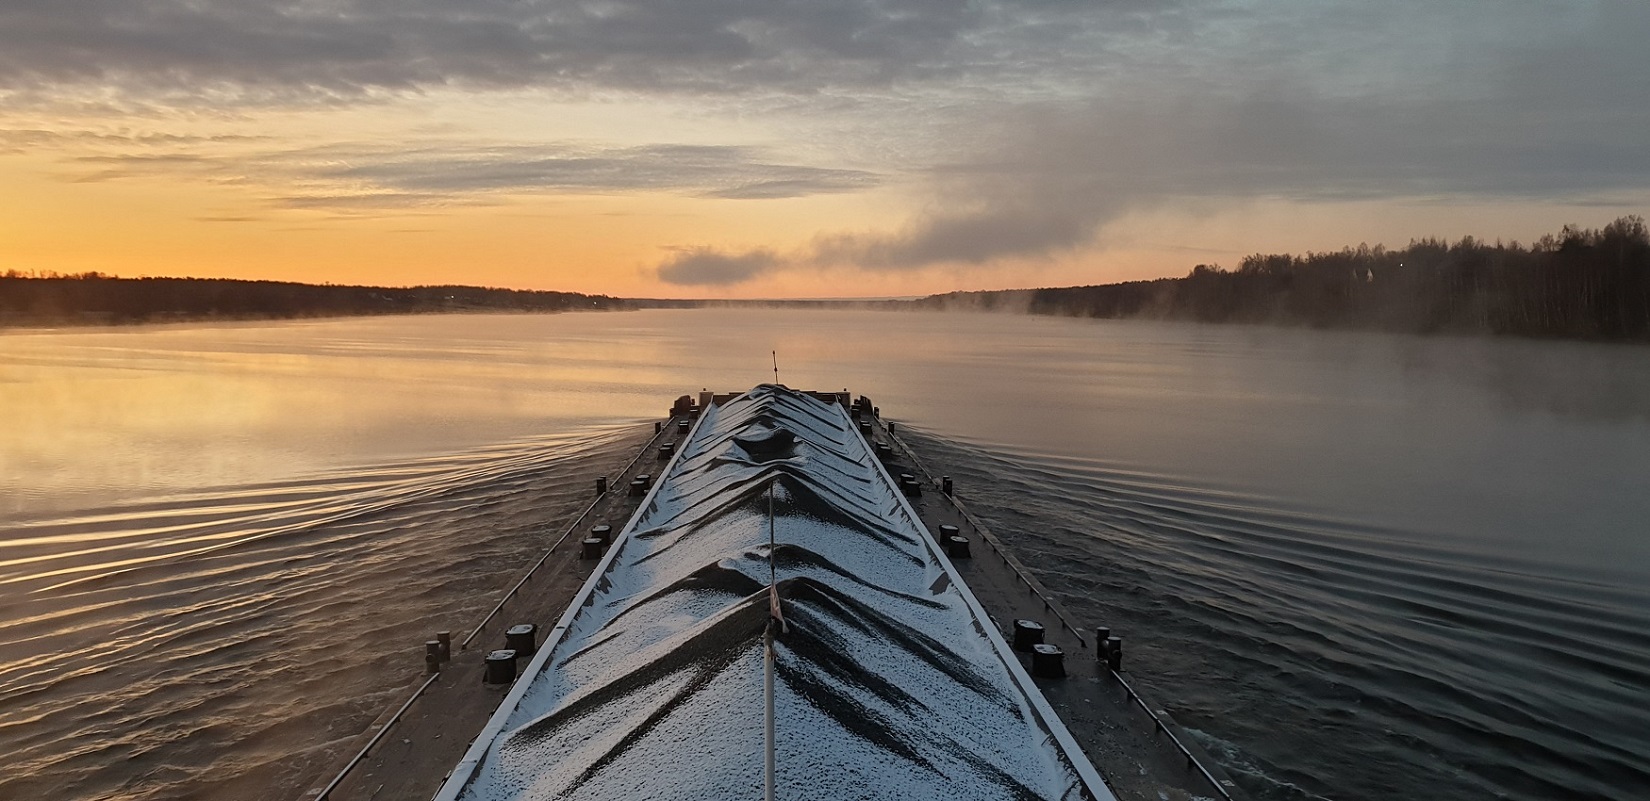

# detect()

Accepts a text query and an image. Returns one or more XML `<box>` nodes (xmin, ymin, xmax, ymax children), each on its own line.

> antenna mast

<box><xmin>772</xmin><ymin>350</ymin><xmax>779</xmax><ymax>385</ymax></box>
<box><xmin>764</xmin><ymin>477</ymin><xmax>783</xmax><ymax>801</ymax></box>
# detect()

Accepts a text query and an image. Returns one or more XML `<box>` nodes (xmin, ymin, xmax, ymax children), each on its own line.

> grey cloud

<box><xmin>272</xmin><ymin>192</ymin><xmax>464</xmax><ymax>210</ymax></box>
<box><xmin>42</xmin><ymin>138</ymin><xmax>878</xmax><ymax>208</ymax></box>
<box><xmin>0</xmin><ymin>0</ymin><xmax>1000</xmax><ymax>100</ymax></box>
<box><xmin>704</xmin><ymin>179</ymin><xmax>870</xmax><ymax>200</ymax></box>
<box><xmin>312</xmin><ymin>144</ymin><xmax>878</xmax><ymax>198</ymax></box>
<box><xmin>657</xmin><ymin>247</ymin><xmax>785</xmax><ymax>286</ymax></box>
<box><xmin>0</xmin><ymin>128</ymin><xmax>263</xmax><ymax>150</ymax></box>
<box><xmin>812</xmin><ymin>205</ymin><xmax>1102</xmax><ymax>268</ymax></box>
<box><xmin>654</xmin><ymin>1</ymin><xmax>1650</xmax><ymax>285</ymax></box>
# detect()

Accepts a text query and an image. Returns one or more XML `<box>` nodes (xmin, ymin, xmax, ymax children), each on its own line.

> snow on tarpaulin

<box><xmin>437</xmin><ymin>385</ymin><xmax>1113</xmax><ymax>801</ymax></box>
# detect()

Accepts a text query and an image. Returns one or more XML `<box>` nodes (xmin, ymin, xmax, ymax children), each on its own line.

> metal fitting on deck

<box><xmin>1031</xmin><ymin>644</ymin><xmax>1066</xmax><ymax>678</ymax></box>
<box><xmin>484</xmin><ymin>649</ymin><xmax>518</xmax><ymax>685</ymax></box>
<box><xmin>1102</xmin><ymin>636</ymin><xmax>1123</xmax><ymax>671</ymax></box>
<box><xmin>505</xmin><ymin>624</ymin><xmax>538</xmax><ymax>658</ymax></box>
<box><xmin>1012</xmin><ymin>619</ymin><xmax>1045</xmax><ymax>651</ymax></box>
<box><xmin>590</xmin><ymin>524</ymin><xmax>612</xmax><ymax>544</ymax></box>
<box><xmin>595</xmin><ymin>476</ymin><xmax>607</xmax><ymax>495</ymax></box>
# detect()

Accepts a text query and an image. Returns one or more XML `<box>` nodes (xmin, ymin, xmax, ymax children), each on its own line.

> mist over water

<box><xmin>3</xmin><ymin>310</ymin><xmax>1648</xmax><ymax>800</ymax></box>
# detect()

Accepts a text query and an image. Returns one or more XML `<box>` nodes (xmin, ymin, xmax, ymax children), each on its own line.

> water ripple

<box><xmin>906</xmin><ymin>428</ymin><xmax>1650</xmax><ymax>801</ymax></box>
<box><xmin>0</xmin><ymin>424</ymin><xmax>646</xmax><ymax>801</ymax></box>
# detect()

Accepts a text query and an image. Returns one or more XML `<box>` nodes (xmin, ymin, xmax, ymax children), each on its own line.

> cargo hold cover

<box><xmin>436</xmin><ymin>384</ymin><xmax>1113</xmax><ymax>801</ymax></box>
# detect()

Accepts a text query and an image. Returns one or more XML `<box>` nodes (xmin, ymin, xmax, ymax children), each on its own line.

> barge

<box><xmin>307</xmin><ymin>385</ymin><xmax>1237</xmax><ymax>801</ymax></box>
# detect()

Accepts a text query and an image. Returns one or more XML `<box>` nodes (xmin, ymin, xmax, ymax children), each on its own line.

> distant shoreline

<box><xmin>0</xmin><ymin>275</ymin><xmax>631</xmax><ymax>330</ymax></box>
<box><xmin>0</xmin><ymin>306</ymin><xmax>634</xmax><ymax>331</ymax></box>
<box><xmin>8</xmin><ymin>215</ymin><xmax>1648</xmax><ymax>342</ymax></box>
<box><xmin>908</xmin><ymin>216</ymin><xmax>1650</xmax><ymax>343</ymax></box>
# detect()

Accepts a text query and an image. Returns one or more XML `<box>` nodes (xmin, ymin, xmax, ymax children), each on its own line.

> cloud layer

<box><xmin>29</xmin><ymin>135</ymin><xmax>878</xmax><ymax>208</ymax></box>
<box><xmin>4</xmin><ymin>0</ymin><xmax>1647</xmax><ymax>290</ymax></box>
<box><xmin>0</xmin><ymin>0</ymin><xmax>1000</xmax><ymax>98</ymax></box>
<box><xmin>650</xmin><ymin>1</ymin><xmax>1650</xmax><ymax>285</ymax></box>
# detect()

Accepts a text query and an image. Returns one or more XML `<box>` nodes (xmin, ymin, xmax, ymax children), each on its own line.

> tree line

<box><xmin>908</xmin><ymin>216</ymin><xmax>1650</xmax><ymax>341</ymax></box>
<box><xmin>0</xmin><ymin>274</ymin><xmax>627</xmax><ymax>326</ymax></box>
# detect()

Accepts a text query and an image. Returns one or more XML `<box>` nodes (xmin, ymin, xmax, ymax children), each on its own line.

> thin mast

<box><xmin>772</xmin><ymin>350</ymin><xmax>779</xmax><ymax>385</ymax></box>
<box><xmin>764</xmin><ymin>477</ymin><xmax>779</xmax><ymax>801</ymax></box>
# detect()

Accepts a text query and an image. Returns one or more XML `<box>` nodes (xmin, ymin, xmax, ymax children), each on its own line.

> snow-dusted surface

<box><xmin>437</xmin><ymin>385</ymin><xmax>1108</xmax><ymax>801</ymax></box>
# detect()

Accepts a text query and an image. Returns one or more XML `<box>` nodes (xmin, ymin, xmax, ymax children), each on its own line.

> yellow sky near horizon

<box><xmin>5</xmin><ymin>136</ymin><xmax>1623</xmax><ymax>300</ymax></box>
<box><xmin>7</xmin><ymin>138</ymin><xmax>1638</xmax><ymax>301</ymax></box>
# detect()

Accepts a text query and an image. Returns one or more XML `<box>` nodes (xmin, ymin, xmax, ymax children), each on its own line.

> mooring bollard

<box><xmin>425</xmin><ymin>641</ymin><xmax>442</xmax><ymax>674</ymax></box>
<box><xmin>595</xmin><ymin>476</ymin><xmax>607</xmax><ymax>495</ymax></box>
<box><xmin>654</xmin><ymin>420</ymin><xmax>662</xmax><ymax>433</ymax></box>
<box><xmin>484</xmin><ymin>649</ymin><xmax>518</xmax><ymax>685</ymax></box>
<box><xmin>946</xmin><ymin>535</ymin><xmax>971</xmax><ymax>559</ymax></box>
<box><xmin>888</xmin><ymin>422</ymin><xmax>897</xmax><ymax>435</ymax></box>
<box><xmin>629</xmin><ymin>478</ymin><xmax>648</xmax><ymax>497</ymax></box>
<box><xmin>942</xmin><ymin>476</ymin><xmax>953</xmax><ymax>496</ymax></box>
<box><xmin>938</xmin><ymin>524</ymin><xmax>959</xmax><ymax>540</ymax></box>
<box><xmin>581</xmin><ymin>537</ymin><xmax>604</xmax><ymax>560</ymax></box>
<box><xmin>590</xmin><ymin>524</ymin><xmax>612</xmax><ymax>544</ymax></box>
<box><xmin>1104</xmin><ymin>636</ymin><xmax>1123</xmax><ymax>671</ymax></box>
<box><xmin>1012</xmin><ymin>619</ymin><xmax>1045</xmax><ymax>652</ymax></box>
<box><xmin>505</xmin><ymin>623</ymin><xmax>538</xmax><ymax>657</ymax></box>
<box><xmin>437</xmin><ymin>631</ymin><xmax>452</xmax><ymax>662</ymax></box>
<box><xmin>658</xmin><ymin>442</ymin><xmax>675</xmax><ymax>460</ymax></box>
<box><xmin>1031</xmin><ymin>644</ymin><xmax>1066</xmax><ymax>678</ymax></box>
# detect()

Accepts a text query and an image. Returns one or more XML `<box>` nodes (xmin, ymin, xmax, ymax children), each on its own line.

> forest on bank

<box><xmin>6</xmin><ymin>217</ymin><xmax>1648</xmax><ymax>341</ymax></box>
<box><xmin>909</xmin><ymin>216</ymin><xmax>1650</xmax><ymax>341</ymax></box>
<box><xmin>0</xmin><ymin>275</ymin><xmax>626</xmax><ymax>326</ymax></box>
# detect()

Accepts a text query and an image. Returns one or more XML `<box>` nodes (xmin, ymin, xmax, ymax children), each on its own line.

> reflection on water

<box><xmin>2</xmin><ymin>310</ymin><xmax>1649</xmax><ymax>800</ymax></box>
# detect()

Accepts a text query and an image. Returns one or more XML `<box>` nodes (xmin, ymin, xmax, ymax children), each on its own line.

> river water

<box><xmin>2</xmin><ymin>309</ymin><xmax>1647</xmax><ymax>800</ymax></box>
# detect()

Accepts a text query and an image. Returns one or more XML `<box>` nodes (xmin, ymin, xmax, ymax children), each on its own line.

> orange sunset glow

<box><xmin>2</xmin><ymin>3</ymin><xmax>1646</xmax><ymax>298</ymax></box>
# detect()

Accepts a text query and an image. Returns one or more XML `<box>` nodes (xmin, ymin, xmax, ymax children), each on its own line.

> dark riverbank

<box><xmin>0</xmin><ymin>275</ymin><xmax>627</xmax><ymax>327</ymax></box>
<box><xmin>9</xmin><ymin>216</ymin><xmax>1647</xmax><ymax>341</ymax></box>
<box><xmin>908</xmin><ymin>217</ymin><xmax>1650</xmax><ymax>342</ymax></box>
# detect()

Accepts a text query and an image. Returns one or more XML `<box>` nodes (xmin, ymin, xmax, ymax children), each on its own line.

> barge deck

<box><xmin>304</xmin><ymin>389</ymin><xmax>1241</xmax><ymax>801</ymax></box>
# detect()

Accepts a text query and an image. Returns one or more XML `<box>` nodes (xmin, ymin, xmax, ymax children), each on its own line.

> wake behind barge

<box><xmin>308</xmin><ymin>386</ymin><xmax>1238</xmax><ymax>801</ymax></box>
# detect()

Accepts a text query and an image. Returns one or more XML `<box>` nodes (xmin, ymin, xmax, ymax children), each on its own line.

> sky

<box><xmin>1</xmin><ymin>0</ymin><xmax>1647</xmax><ymax>299</ymax></box>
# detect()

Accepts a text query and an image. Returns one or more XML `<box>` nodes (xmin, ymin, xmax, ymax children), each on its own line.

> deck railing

<box><xmin>313</xmin><ymin>419</ymin><xmax>668</xmax><ymax>800</ymax></box>
<box><xmin>880</xmin><ymin>419</ymin><xmax>1236</xmax><ymax>801</ymax></box>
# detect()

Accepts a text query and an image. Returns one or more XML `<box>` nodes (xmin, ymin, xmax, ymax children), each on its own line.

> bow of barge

<box><xmin>308</xmin><ymin>384</ymin><xmax>1238</xmax><ymax>801</ymax></box>
<box><xmin>435</xmin><ymin>383</ymin><xmax>1111</xmax><ymax>800</ymax></box>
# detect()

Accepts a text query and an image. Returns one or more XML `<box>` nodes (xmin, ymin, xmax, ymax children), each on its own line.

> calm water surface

<box><xmin>2</xmin><ymin>309</ymin><xmax>1647</xmax><ymax>800</ymax></box>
